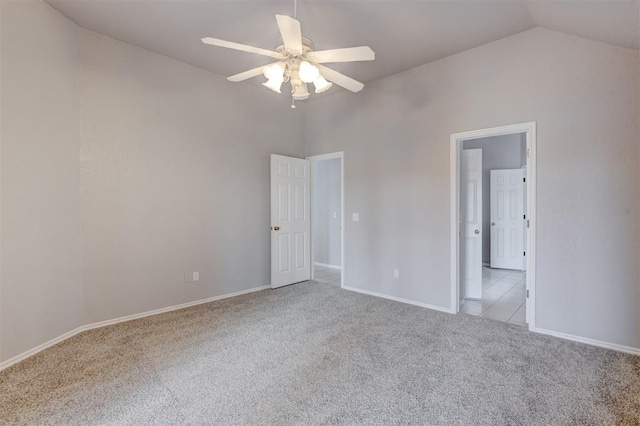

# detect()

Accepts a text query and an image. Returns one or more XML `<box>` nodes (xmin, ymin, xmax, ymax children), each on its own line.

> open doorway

<box><xmin>461</xmin><ymin>134</ymin><xmax>527</xmax><ymax>325</ymax></box>
<box><xmin>308</xmin><ymin>152</ymin><xmax>344</xmax><ymax>288</ymax></box>
<box><xmin>450</xmin><ymin>123</ymin><xmax>537</xmax><ymax>329</ymax></box>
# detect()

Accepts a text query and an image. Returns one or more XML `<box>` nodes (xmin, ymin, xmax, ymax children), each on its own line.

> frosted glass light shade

<box><xmin>313</xmin><ymin>75</ymin><xmax>333</xmax><ymax>94</ymax></box>
<box><xmin>263</xmin><ymin>62</ymin><xmax>286</xmax><ymax>80</ymax></box>
<box><xmin>263</xmin><ymin>77</ymin><xmax>284</xmax><ymax>93</ymax></box>
<box><xmin>298</xmin><ymin>61</ymin><xmax>319</xmax><ymax>84</ymax></box>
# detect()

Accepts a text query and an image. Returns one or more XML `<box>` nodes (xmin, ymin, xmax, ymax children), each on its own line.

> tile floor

<box><xmin>461</xmin><ymin>267</ymin><xmax>527</xmax><ymax>327</ymax></box>
<box><xmin>313</xmin><ymin>264</ymin><xmax>341</xmax><ymax>287</ymax></box>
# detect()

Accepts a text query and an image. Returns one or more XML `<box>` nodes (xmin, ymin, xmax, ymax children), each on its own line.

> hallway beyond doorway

<box><xmin>461</xmin><ymin>267</ymin><xmax>526</xmax><ymax>326</ymax></box>
<box><xmin>313</xmin><ymin>264</ymin><xmax>341</xmax><ymax>287</ymax></box>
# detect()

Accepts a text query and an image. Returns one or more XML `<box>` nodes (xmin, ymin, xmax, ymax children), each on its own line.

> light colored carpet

<box><xmin>1</xmin><ymin>281</ymin><xmax>639</xmax><ymax>425</ymax></box>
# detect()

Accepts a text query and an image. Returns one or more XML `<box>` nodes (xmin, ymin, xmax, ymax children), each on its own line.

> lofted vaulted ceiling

<box><xmin>46</xmin><ymin>0</ymin><xmax>639</xmax><ymax>88</ymax></box>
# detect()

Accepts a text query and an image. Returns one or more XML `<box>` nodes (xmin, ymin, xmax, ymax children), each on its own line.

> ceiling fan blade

<box><xmin>316</xmin><ymin>64</ymin><xmax>364</xmax><ymax>93</ymax></box>
<box><xmin>275</xmin><ymin>15</ymin><xmax>303</xmax><ymax>55</ymax></box>
<box><xmin>201</xmin><ymin>37</ymin><xmax>283</xmax><ymax>59</ymax></box>
<box><xmin>227</xmin><ymin>64</ymin><xmax>274</xmax><ymax>82</ymax></box>
<box><xmin>310</xmin><ymin>47</ymin><xmax>375</xmax><ymax>64</ymax></box>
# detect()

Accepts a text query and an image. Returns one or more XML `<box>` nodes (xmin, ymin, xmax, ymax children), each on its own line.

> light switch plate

<box><xmin>193</xmin><ymin>271</ymin><xmax>200</xmax><ymax>281</ymax></box>
<box><xmin>352</xmin><ymin>213</ymin><xmax>359</xmax><ymax>221</ymax></box>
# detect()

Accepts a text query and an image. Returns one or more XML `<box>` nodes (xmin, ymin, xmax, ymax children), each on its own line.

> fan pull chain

<box><xmin>293</xmin><ymin>0</ymin><xmax>297</xmax><ymax>19</ymax></box>
<box><xmin>291</xmin><ymin>98</ymin><xmax>296</xmax><ymax>109</ymax></box>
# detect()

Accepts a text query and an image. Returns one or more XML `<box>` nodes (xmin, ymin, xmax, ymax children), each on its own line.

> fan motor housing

<box><xmin>275</xmin><ymin>37</ymin><xmax>315</xmax><ymax>57</ymax></box>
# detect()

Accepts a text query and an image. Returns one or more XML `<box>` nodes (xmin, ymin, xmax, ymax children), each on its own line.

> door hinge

<box><xmin>523</xmin><ymin>251</ymin><xmax>526</xmax><ymax>256</ymax></box>
<box><xmin>526</xmin><ymin>289</ymin><xmax>529</xmax><ymax>298</ymax></box>
<box><xmin>523</xmin><ymin>214</ymin><xmax>526</xmax><ymax>219</ymax></box>
<box><xmin>523</xmin><ymin>177</ymin><xmax>526</xmax><ymax>183</ymax></box>
<box><xmin>526</xmin><ymin>219</ymin><xmax>530</xmax><ymax>228</ymax></box>
<box><xmin>526</xmin><ymin>148</ymin><xmax>530</xmax><ymax>158</ymax></box>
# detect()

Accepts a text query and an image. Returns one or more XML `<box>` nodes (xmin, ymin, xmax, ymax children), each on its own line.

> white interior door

<box><xmin>462</xmin><ymin>149</ymin><xmax>483</xmax><ymax>300</ymax></box>
<box><xmin>271</xmin><ymin>154</ymin><xmax>311</xmax><ymax>288</ymax></box>
<box><xmin>490</xmin><ymin>169</ymin><xmax>525</xmax><ymax>270</ymax></box>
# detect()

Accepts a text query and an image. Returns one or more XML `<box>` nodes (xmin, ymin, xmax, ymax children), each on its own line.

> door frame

<box><xmin>450</xmin><ymin>122</ymin><xmax>537</xmax><ymax>329</ymax></box>
<box><xmin>306</xmin><ymin>151</ymin><xmax>345</xmax><ymax>288</ymax></box>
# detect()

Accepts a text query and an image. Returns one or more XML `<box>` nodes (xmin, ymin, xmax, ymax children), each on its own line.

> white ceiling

<box><xmin>46</xmin><ymin>0</ymin><xmax>639</xmax><ymax>88</ymax></box>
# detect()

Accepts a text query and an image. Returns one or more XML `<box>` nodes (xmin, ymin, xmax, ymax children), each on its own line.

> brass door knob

<box><xmin>474</xmin><ymin>229</ymin><xmax>480</xmax><ymax>234</ymax></box>
<box><xmin>273</xmin><ymin>226</ymin><xmax>280</xmax><ymax>231</ymax></box>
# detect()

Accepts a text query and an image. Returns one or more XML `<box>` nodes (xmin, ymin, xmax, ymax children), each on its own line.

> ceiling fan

<box><xmin>201</xmin><ymin>5</ymin><xmax>375</xmax><ymax>107</ymax></box>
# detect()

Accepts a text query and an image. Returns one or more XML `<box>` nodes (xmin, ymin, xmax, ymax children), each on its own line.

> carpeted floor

<box><xmin>1</xmin><ymin>281</ymin><xmax>639</xmax><ymax>425</ymax></box>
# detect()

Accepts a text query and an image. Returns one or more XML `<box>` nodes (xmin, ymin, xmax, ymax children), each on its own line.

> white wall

<box><xmin>312</xmin><ymin>158</ymin><xmax>342</xmax><ymax>267</ymax></box>
<box><xmin>463</xmin><ymin>134</ymin><xmax>525</xmax><ymax>264</ymax></box>
<box><xmin>0</xmin><ymin>0</ymin><xmax>83</xmax><ymax>361</ymax></box>
<box><xmin>304</xmin><ymin>28</ymin><xmax>640</xmax><ymax>349</ymax></box>
<box><xmin>79</xmin><ymin>29</ymin><xmax>304</xmax><ymax>324</ymax></box>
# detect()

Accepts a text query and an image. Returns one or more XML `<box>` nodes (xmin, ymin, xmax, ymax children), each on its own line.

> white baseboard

<box><xmin>342</xmin><ymin>287</ymin><xmax>639</xmax><ymax>355</ymax></box>
<box><xmin>82</xmin><ymin>286</ymin><xmax>270</xmax><ymax>330</ymax></box>
<box><xmin>0</xmin><ymin>327</ymin><xmax>84</xmax><ymax>373</ymax></box>
<box><xmin>5</xmin><ymin>284</ymin><xmax>636</xmax><ymax>372</ymax></box>
<box><xmin>532</xmin><ymin>327</ymin><xmax>640</xmax><ymax>355</ymax></box>
<box><xmin>0</xmin><ymin>285</ymin><xmax>270</xmax><ymax>372</ymax></box>
<box><xmin>313</xmin><ymin>262</ymin><xmax>341</xmax><ymax>270</ymax></box>
<box><xmin>342</xmin><ymin>285</ymin><xmax>454</xmax><ymax>314</ymax></box>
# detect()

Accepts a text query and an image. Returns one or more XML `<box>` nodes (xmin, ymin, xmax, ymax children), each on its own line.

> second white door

<box><xmin>490</xmin><ymin>169</ymin><xmax>525</xmax><ymax>270</ymax></box>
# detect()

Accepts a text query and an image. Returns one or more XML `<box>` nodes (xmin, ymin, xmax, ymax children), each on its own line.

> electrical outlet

<box><xmin>352</xmin><ymin>213</ymin><xmax>359</xmax><ymax>221</ymax></box>
<box><xmin>184</xmin><ymin>272</ymin><xmax>192</xmax><ymax>283</ymax></box>
<box><xmin>193</xmin><ymin>271</ymin><xmax>200</xmax><ymax>281</ymax></box>
<box><xmin>393</xmin><ymin>269</ymin><xmax>400</xmax><ymax>279</ymax></box>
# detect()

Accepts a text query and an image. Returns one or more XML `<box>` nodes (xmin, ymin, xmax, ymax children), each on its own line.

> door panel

<box><xmin>271</xmin><ymin>154</ymin><xmax>311</xmax><ymax>288</ymax></box>
<box><xmin>462</xmin><ymin>149</ymin><xmax>482</xmax><ymax>300</ymax></box>
<box><xmin>490</xmin><ymin>169</ymin><xmax>525</xmax><ymax>270</ymax></box>
<box><xmin>294</xmin><ymin>232</ymin><xmax>306</xmax><ymax>269</ymax></box>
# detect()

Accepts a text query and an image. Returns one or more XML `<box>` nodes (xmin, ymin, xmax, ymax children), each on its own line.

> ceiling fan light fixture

<box><xmin>313</xmin><ymin>75</ymin><xmax>333</xmax><ymax>94</ymax></box>
<box><xmin>298</xmin><ymin>60</ymin><xmax>319</xmax><ymax>83</ymax></box>
<box><xmin>202</xmin><ymin>12</ymin><xmax>374</xmax><ymax>105</ymax></box>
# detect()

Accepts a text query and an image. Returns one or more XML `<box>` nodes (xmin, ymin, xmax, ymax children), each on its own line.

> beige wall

<box><xmin>0</xmin><ymin>0</ymin><xmax>83</xmax><ymax>361</ymax></box>
<box><xmin>0</xmin><ymin>0</ymin><xmax>303</xmax><ymax>362</ymax></box>
<box><xmin>79</xmin><ymin>30</ymin><xmax>304</xmax><ymax>324</ymax></box>
<box><xmin>304</xmin><ymin>28</ymin><xmax>640</xmax><ymax>349</ymax></box>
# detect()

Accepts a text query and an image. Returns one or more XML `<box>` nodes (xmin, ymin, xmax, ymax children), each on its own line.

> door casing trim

<box><xmin>450</xmin><ymin>122</ymin><xmax>537</xmax><ymax>329</ymax></box>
